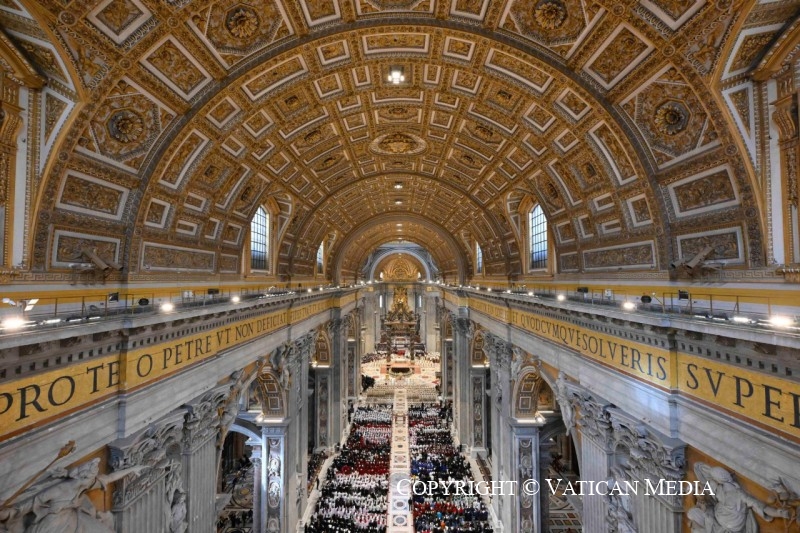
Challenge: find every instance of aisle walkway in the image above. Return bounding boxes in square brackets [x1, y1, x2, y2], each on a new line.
[388, 388, 413, 532]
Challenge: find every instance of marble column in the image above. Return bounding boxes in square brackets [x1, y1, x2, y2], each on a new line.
[512, 424, 541, 533]
[108, 411, 187, 533]
[440, 308, 453, 402]
[251, 440, 266, 533]
[424, 293, 437, 352]
[452, 316, 473, 447]
[261, 422, 288, 533]
[346, 328, 358, 401]
[315, 370, 330, 450]
[608, 408, 686, 533]
[483, 332, 513, 530]
[573, 391, 614, 533]
[327, 317, 347, 444]
[291, 334, 315, 527]
[470, 371, 487, 453]
[363, 290, 377, 352]
[181, 387, 229, 533]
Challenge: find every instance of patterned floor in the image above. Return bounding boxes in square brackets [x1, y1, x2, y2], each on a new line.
[548, 508, 583, 532]
[548, 491, 583, 531]
[388, 388, 413, 533]
[216, 467, 254, 532]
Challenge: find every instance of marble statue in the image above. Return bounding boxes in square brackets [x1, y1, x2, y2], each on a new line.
[555, 372, 575, 436]
[217, 369, 247, 447]
[688, 463, 790, 533]
[168, 492, 187, 533]
[607, 466, 636, 533]
[163, 460, 187, 533]
[510, 347, 524, 378]
[768, 477, 800, 527]
[0, 458, 146, 533]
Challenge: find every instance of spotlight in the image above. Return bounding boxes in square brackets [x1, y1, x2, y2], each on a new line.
[527, 291, 533, 296]
[1, 316, 27, 330]
[231, 296, 241, 303]
[81, 248, 110, 272]
[307, 288, 313, 293]
[768, 315, 793, 328]
[622, 302, 636, 311]
[732, 316, 752, 324]
[557, 294, 566, 302]
[160, 302, 175, 312]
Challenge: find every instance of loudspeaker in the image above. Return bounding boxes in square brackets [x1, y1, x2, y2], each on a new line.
[138, 298, 150, 306]
[207, 288, 220, 295]
[678, 290, 689, 300]
[640, 295, 652, 304]
[576, 287, 589, 293]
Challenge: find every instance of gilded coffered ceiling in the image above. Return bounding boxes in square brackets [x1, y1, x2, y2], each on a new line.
[3, 0, 798, 281]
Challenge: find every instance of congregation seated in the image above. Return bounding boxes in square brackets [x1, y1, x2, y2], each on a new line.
[408, 404, 493, 533]
[306, 404, 392, 533]
[361, 352, 385, 364]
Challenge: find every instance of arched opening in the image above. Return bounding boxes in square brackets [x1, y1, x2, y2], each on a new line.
[217, 428, 256, 532]
[514, 366, 582, 532]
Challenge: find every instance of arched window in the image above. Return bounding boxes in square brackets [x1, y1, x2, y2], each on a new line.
[528, 205, 548, 270]
[250, 206, 269, 271]
[316, 242, 324, 274]
[476, 243, 483, 274]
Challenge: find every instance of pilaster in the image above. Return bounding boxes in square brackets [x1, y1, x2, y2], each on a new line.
[573, 390, 615, 533]
[261, 422, 289, 533]
[511, 423, 541, 533]
[108, 411, 187, 533]
[452, 316, 473, 447]
[608, 408, 686, 533]
[181, 387, 228, 533]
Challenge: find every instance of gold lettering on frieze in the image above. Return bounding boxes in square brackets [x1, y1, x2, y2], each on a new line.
[0, 301, 334, 439]
[511, 309, 672, 386]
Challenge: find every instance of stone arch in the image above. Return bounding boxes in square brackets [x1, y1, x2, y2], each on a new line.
[313, 330, 331, 366]
[254, 371, 286, 420]
[513, 369, 556, 419]
[471, 327, 488, 366]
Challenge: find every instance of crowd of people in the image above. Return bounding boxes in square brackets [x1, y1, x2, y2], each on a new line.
[306, 451, 329, 492]
[361, 352, 386, 364]
[409, 403, 493, 533]
[216, 510, 252, 531]
[306, 405, 392, 533]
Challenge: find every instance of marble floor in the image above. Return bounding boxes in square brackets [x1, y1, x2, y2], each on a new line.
[217, 467, 254, 532]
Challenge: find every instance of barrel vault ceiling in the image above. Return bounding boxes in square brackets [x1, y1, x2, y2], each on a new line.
[4, 0, 798, 281]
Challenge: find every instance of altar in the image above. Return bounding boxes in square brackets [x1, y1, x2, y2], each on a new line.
[381, 361, 420, 376]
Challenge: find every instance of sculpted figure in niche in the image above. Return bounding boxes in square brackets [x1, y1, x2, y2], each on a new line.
[688, 463, 790, 533]
[555, 372, 575, 436]
[168, 492, 187, 533]
[0, 458, 146, 533]
[163, 460, 187, 533]
[607, 465, 636, 533]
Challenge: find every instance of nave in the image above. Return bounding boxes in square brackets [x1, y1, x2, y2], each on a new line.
[303, 345, 496, 533]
